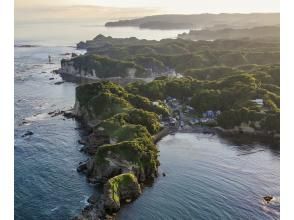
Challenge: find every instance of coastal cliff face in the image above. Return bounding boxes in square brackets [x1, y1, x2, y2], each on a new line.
[59, 55, 148, 81]
[74, 81, 168, 218]
[74, 173, 141, 220]
[59, 35, 280, 85]
[103, 173, 142, 213]
[59, 60, 98, 80]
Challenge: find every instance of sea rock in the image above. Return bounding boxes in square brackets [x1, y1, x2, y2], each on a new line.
[63, 111, 75, 118]
[87, 177, 100, 185]
[103, 173, 141, 214]
[73, 200, 105, 220]
[54, 81, 64, 85]
[88, 194, 99, 204]
[21, 131, 34, 137]
[48, 110, 63, 117]
[78, 140, 87, 145]
[263, 196, 273, 203]
[49, 77, 54, 80]
[20, 120, 30, 126]
[77, 162, 87, 173]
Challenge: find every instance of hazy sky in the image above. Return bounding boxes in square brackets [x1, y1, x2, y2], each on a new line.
[15, 0, 279, 24]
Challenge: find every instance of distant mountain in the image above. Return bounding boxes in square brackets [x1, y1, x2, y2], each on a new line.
[178, 26, 280, 41]
[105, 13, 280, 30]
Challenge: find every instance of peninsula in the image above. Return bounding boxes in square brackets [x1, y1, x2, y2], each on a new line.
[57, 32, 280, 219]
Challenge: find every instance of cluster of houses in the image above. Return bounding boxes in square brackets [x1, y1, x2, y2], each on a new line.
[189, 110, 221, 125]
[163, 96, 221, 127]
[160, 96, 265, 128]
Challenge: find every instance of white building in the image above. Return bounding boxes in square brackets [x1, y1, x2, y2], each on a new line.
[251, 99, 264, 106]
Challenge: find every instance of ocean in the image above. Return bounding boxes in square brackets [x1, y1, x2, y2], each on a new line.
[15, 23, 279, 220]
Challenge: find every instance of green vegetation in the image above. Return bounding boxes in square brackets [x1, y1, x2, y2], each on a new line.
[95, 138, 158, 175]
[127, 94, 169, 117]
[74, 36, 279, 203]
[76, 81, 163, 181]
[217, 108, 280, 133]
[76, 81, 169, 122]
[73, 29, 280, 216]
[106, 173, 140, 206]
[104, 13, 279, 30]
[71, 36, 279, 79]
[63, 54, 147, 78]
[179, 26, 279, 42]
[125, 63, 280, 133]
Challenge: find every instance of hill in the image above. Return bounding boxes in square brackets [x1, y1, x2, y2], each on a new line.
[105, 13, 279, 30]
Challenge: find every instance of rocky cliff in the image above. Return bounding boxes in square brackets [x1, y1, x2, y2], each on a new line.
[73, 81, 169, 219]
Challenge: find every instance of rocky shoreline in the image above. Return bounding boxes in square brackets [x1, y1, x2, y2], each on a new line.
[72, 116, 173, 220]
[65, 81, 171, 219]
[73, 124, 174, 220]
[68, 103, 278, 220]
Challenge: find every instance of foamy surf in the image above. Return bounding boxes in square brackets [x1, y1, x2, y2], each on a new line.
[50, 207, 59, 212]
[24, 113, 50, 122]
[80, 195, 90, 206]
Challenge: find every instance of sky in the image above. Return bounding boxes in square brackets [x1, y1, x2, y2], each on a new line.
[15, 0, 280, 24]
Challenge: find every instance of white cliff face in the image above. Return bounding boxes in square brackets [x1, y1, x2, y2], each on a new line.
[59, 59, 170, 81]
[60, 61, 100, 80]
[61, 61, 78, 75]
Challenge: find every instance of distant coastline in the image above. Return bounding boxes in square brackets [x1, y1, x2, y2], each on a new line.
[105, 13, 279, 30]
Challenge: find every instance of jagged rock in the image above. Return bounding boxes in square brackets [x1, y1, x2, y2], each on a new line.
[78, 140, 86, 145]
[48, 110, 64, 117]
[88, 194, 99, 204]
[73, 200, 105, 220]
[60, 52, 71, 56]
[63, 111, 75, 118]
[54, 81, 64, 85]
[87, 133, 110, 147]
[263, 196, 273, 203]
[21, 131, 34, 137]
[20, 120, 29, 126]
[77, 162, 87, 173]
[87, 178, 98, 184]
[79, 146, 86, 152]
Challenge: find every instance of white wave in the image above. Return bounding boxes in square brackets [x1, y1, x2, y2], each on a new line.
[80, 195, 89, 205]
[24, 113, 50, 122]
[50, 206, 59, 212]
